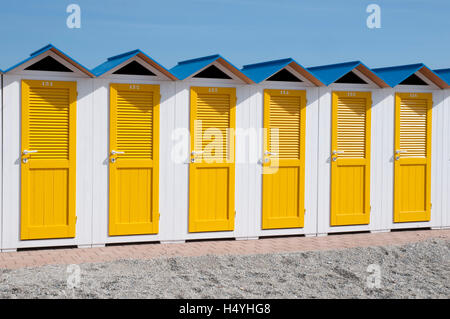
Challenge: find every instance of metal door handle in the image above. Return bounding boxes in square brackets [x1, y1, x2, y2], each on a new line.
[23, 150, 38, 155]
[264, 151, 278, 156]
[395, 150, 408, 154]
[111, 150, 125, 155]
[332, 150, 344, 155]
[191, 151, 204, 155]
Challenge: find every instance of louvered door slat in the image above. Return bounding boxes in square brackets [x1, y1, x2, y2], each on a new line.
[336, 97, 366, 158]
[399, 99, 427, 158]
[194, 93, 231, 161]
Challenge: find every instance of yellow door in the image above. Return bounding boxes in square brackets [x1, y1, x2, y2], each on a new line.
[189, 87, 236, 232]
[331, 91, 371, 226]
[21, 80, 77, 240]
[109, 83, 160, 236]
[262, 89, 306, 229]
[394, 93, 432, 222]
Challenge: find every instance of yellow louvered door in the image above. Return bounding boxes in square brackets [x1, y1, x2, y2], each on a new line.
[262, 89, 306, 229]
[331, 91, 371, 226]
[109, 83, 159, 236]
[20, 80, 77, 240]
[394, 93, 432, 222]
[189, 87, 236, 232]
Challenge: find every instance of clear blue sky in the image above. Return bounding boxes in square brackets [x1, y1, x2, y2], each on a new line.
[0, 0, 449, 71]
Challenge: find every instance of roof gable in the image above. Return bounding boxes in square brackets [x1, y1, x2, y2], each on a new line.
[373, 64, 448, 88]
[92, 49, 176, 80]
[241, 58, 323, 86]
[170, 55, 253, 83]
[307, 61, 388, 87]
[4, 44, 94, 77]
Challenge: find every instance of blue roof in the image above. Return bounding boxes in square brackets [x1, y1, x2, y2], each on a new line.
[170, 54, 253, 83]
[372, 63, 425, 87]
[433, 68, 450, 86]
[307, 61, 363, 86]
[92, 49, 176, 79]
[373, 63, 448, 88]
[4, 44, 94, 77]
[241, 58, 323, 85]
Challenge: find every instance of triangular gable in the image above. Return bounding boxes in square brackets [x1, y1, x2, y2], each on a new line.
[373, 64, 448, 89]
[170, 55, 253, 83]
[193, 65, 232, 79]
[112, 61, 155, 76]
[241, 58, 323, 86]
[25, 56, 73, 72]
[307, 61, 389, 88]
[4, 44, 94, 77]
[92, 49, 176, 80]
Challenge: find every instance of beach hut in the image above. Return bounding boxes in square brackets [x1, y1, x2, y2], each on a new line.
[90, 49, 177, 246]
[371, 64, 448, 232]
[308, 61, 390, 236]
[240, 58, 324, 238]
[1, 44, 94, 251]
[168, 55, 254, 242]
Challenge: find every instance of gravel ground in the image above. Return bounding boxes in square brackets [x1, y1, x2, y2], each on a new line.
[0, 238, 449, 299]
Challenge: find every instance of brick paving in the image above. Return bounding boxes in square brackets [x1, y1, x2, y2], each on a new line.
[0, 229, 448, 269]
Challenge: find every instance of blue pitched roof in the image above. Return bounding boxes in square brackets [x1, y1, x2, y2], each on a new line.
[241, 58, 324, 86]
[170, 54, 253, 83]
[4, 44, 94, 77]
[373, 63, 448, 88]
[433, 68, 450, 86]
[307, 61, 386, 87]
[92, 49, 176, 80]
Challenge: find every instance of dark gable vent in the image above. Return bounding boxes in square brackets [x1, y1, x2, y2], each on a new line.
[25, 56, 73, 72]
[112, 61, 155, 76]
[399, 73, 428, 86]
[194, 65, 232, 79]
[266, 68, 302, 82]
[335, 71, 367, 84]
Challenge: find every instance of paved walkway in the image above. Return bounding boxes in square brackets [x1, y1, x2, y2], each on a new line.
[0, 229, 449, 269]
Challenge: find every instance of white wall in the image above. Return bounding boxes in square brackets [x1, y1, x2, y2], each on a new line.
[378, 86, 444, 231]
[1, 72, 94, 250]
[91, 75, 176, 245]
[244, 82, 319, 238]
[316, 84, 387, 234]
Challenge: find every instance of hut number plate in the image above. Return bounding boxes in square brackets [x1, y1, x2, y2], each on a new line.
[347, 92, 357, 97]
[41, 81, 53, 87]
[280, 90, 289, 95]
[129, 84, 140, 90]
[208, 88, 218, 93]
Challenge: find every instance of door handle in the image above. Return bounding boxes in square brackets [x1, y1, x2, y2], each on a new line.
[191, 151, 204, 155]
[264, 151, 278, 156]
[332, 150, 344, 155]
[22, 150, 38, 163]
[23, 150, 38, 155]
[395, 150, 407, 154]
[111, 150, 125, 155]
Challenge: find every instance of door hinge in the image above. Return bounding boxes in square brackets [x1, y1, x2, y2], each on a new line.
[304, 209, 306, 215]
[75, 216, 78, 223]
[159, 213, 160, 220]
[235, 210, 237, 217]
[430, 203, 432, 209]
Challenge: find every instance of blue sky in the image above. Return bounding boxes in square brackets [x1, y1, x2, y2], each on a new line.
[0, 0, 449, 71]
